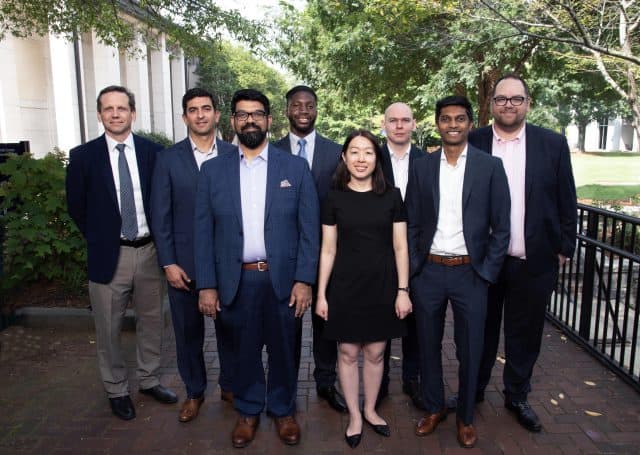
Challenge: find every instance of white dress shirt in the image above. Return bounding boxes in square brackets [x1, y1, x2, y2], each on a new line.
[288, 130, 316, 169]
[190, 137, 217, 170]
[239, 144, 269, 262]
[388, 144, 411, 200]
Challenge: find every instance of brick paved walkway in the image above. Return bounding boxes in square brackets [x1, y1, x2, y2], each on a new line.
[1, 308, 639, 454]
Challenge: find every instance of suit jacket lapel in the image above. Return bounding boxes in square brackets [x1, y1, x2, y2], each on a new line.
[98, 135, 118, 209]
[225, 152, 243, 227]
[179, 138, 199, 172]
[311, 135, 323, 177]
[431, 149, 441, 215]
[524, 123, 534, 203]
[264, 147, 279, 223]
[133, 134, 149, 202]
[462, 147, 475, 208]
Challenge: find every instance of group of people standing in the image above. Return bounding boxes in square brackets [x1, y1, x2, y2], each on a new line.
[65, 74, 577, 450]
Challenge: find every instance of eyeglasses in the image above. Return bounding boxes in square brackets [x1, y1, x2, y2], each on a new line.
[492, 96, 527, 106]
[233, 110, 267, 121]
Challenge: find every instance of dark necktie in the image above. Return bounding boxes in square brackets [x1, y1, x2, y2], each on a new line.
[298, 138, 308, 165]
[116, 143, 138, 240]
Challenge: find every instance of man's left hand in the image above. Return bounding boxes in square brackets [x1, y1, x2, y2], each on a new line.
[289, 282, 312, 318]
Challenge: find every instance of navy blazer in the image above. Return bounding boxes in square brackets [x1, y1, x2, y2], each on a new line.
[66, 133, 163, 284]
[194, 146, 320, 306]
[468, 124, 577, 274]
[405, 145, 511, 283]
[150, 137, 236, 278]
[380, 143, 425, 187]
[273, 132, 341, 202]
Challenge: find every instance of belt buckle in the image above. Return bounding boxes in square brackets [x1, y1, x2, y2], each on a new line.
[257, 261, 267, 272]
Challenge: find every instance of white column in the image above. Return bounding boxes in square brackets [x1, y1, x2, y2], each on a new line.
[122, 39, 152, 132]
[0, 36, 19, 144]
[170, 51, 187, 141]
[148, 33, 174, 139]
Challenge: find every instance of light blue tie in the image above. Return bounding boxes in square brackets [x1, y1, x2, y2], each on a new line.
[116, 143, 138, 240]
[298, 138, 308, 165]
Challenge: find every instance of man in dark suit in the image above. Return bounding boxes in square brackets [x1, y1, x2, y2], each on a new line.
[195, 89, 319, 448]
[406, 96, 510, 448]
[151, 87, 236, 423]
[273, 85, 345, 413]
[66, 85, 177, 421]
[463, 74, 577, 432]
[379, 102, 424, 409]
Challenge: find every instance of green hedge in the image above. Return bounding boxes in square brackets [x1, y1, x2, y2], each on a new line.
[0, 150, 86, 295]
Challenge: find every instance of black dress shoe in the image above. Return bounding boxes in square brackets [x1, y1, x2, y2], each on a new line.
[363, 415, 390, 437]
[345, 431, 362, 448]
[317, 385, 347, 413]
[109, 395, 136, 420]
[402, 380, 425, 410]
[446, 391, 485, 411]
[139, 385, 178, 404]
[505, 400, 542, 432]
[375, 384, 389, 408]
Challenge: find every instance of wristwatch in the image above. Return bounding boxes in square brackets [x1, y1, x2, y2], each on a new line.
[398, 287, 410, 293]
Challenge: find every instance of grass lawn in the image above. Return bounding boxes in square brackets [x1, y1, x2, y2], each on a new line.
[571, 152, 640, 201]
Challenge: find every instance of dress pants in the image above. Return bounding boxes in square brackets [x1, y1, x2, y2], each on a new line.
[88, 242, 164, 398]
[477, 256, 558, 402]
[382, 312, 420, 388]
[412, 262, 487, 425]
[167, 286, 233, 399]
[295, 287, 338, 388]
[224, 269, 298, 417]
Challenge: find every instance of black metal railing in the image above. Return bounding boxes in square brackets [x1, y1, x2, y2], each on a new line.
[549, 203, 640, 391]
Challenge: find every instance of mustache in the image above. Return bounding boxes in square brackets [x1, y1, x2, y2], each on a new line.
[241, 122, 259, 131]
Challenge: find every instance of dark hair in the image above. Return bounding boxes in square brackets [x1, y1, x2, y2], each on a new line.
[333, 129, 388, 195]
[182, 87, 217, 114]
[231, 89, 270, 115]
[285, 85, 317, 105]
[97, 85, 135, 112]
[492, 73, 530, 97]
[435, 95, 473, 123]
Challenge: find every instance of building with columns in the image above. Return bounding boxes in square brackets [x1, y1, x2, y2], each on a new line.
[0, 10, 191, 158]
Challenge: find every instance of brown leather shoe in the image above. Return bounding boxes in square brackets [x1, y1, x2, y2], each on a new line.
[232, 416, 259, 448]
[178, 397, 204, 423]
[456, 419, 477, 448]
[274, 415, 301, 445]
[220, 389, 234, 403]
[415, 409, 447, 436]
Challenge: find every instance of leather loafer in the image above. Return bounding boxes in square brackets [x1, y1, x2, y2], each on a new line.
[345, 431, 362, 448]
[317, 385, 347, 413]
[109, 395, 135, 420]
[220, 389, 234, 403]
[139, 384, 178, 404]
[415, 409, 447, 436]
[456, 419, 477, 448]
[446, 391, 485, 411]
[178, 396, 204, 423]
[232, 415, 259, 448]
[505, 400, 542, 432]
[363, 415, 390, 437]
[274, 415, 301, 445]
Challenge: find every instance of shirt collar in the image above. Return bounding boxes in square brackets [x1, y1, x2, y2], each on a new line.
[239, 143, 269, 162]
[388, 143, 411, 161]
[439, 145, 468, 163]
[289, 130, 316, 149]
[105, 132, 134, 153]
[492, 123, 526, 143]
[189, 136, 216, 155]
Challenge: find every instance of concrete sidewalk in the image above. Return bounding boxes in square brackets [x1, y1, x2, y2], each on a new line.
[1, 309, 639, 454]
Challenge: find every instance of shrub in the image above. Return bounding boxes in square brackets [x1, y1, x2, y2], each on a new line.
[0, 150, 87, 295]
[134, 130, 174, 148]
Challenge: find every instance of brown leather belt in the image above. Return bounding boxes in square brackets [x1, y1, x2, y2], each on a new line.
[242, 261, 269, 271]
[427, 254, 471, 266]
[120, 236, 153, 248]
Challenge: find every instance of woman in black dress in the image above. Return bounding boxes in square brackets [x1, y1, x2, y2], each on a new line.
[316, 129, 412, 448]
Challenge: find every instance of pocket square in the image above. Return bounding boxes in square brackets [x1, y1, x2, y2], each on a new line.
[280, 179, 292, 188]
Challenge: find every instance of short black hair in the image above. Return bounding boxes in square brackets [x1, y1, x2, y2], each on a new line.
[333, 129, 389, 195]
[182, 87, 217, 114]
[435, 95, 473, 123]
[285, 85, 317, 105]
[492, 73, 530, 97]
[230, 89, 270, 115]
[97, 85, 135, 112]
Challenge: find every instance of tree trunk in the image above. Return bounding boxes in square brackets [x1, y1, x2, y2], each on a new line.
[477, 69, 499, 127]
[577, 121, 587, 152]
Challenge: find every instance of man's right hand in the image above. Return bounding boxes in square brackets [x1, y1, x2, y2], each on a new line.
[199, 289, 220, 319]
[164, 264, 191, 291]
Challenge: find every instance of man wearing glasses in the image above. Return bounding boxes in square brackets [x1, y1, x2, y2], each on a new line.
[194, 89, 319, 448]
[448, 74, 577, 432]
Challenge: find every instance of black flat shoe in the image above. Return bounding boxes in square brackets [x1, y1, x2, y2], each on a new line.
[109, 395, 135, 420]
[345, 431, 362, 448]
[363, 415, 390, 437]
[139, 384, 178, 404]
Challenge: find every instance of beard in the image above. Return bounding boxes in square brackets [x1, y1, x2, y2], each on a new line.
[236, 123, 268, 149]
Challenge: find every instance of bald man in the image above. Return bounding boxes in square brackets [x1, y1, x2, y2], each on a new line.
[379, 102, 425, 409]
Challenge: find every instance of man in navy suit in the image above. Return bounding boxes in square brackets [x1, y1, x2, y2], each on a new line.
[273, 85, 345, 413]
[406, 96, 510, 448]
[66, 85, 177, 421]
[462, 74, 577, 432]
[151, 88, 236, 423]
[379, 102, 424, 409]
[195, 89, 319, 448]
